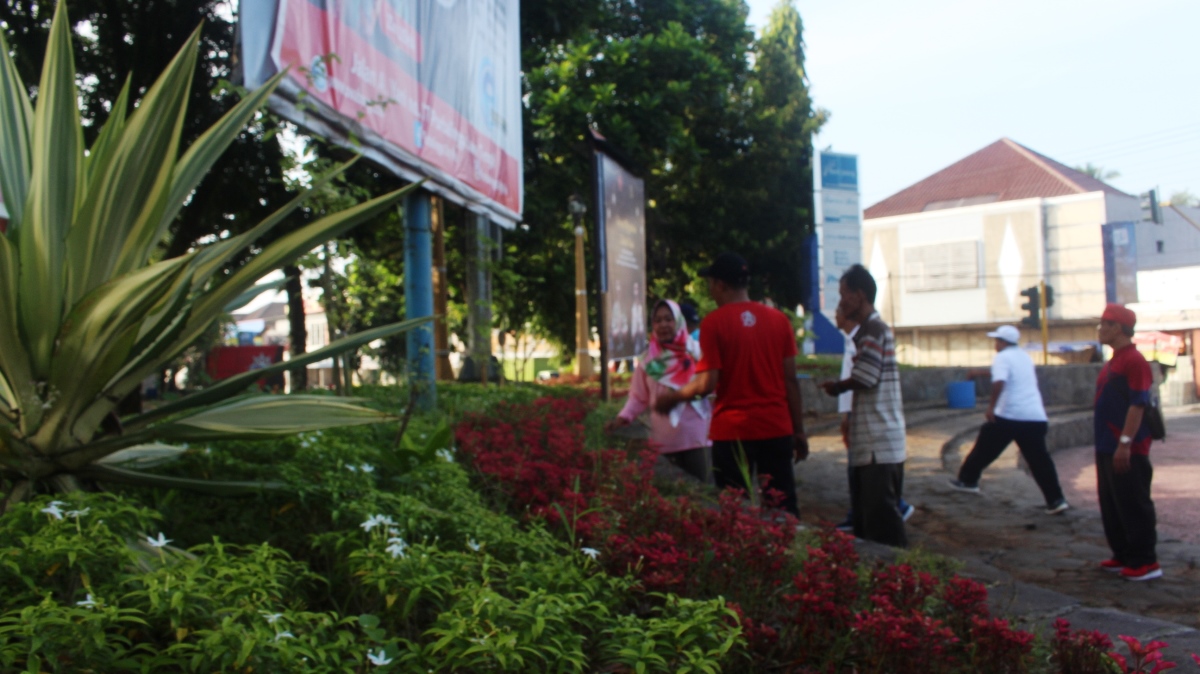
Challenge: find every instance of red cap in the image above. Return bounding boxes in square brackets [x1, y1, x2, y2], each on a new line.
[1101, 303, 1136, 329]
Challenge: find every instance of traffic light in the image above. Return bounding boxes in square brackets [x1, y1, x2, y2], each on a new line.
[1043, 284, 1054, 310]
[1144, 189, 1164, 224]
[1020, 286, 1040, 329]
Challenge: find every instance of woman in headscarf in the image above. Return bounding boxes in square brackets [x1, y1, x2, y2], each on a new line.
[605, 299, 712, 481]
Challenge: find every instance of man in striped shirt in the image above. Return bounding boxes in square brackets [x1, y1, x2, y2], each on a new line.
[821, 264, 908, 547]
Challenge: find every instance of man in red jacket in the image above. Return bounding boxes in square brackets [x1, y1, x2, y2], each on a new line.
[655, 252, 808, 516]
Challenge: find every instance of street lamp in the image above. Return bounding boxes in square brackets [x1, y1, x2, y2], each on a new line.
[568, 194, 594, 378]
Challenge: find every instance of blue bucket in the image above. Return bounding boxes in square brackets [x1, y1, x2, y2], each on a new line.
[946, 381, 976, 409]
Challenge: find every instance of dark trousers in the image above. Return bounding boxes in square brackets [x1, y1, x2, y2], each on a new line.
[1096, 452, 1157, 567]
[665, 446, 710, 483]
[958, 418, 1065, 506]
[712, 437, 798, 516]
[850, 460, 907, 548]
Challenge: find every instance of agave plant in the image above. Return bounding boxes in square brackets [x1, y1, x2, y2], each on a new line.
[0, 4, 428, 504]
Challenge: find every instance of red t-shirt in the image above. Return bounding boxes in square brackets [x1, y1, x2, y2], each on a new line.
[697, 302, 797, 441]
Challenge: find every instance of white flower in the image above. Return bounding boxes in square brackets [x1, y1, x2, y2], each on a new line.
[359, 463, 375, 473]
[435, 448, 454, 463]
[40, 504, 64, 520]
[146, 532, 172, 548]
[65, 508, 90, 518]
[48, 500, 67, 508]
[360, 514, 396, 532]
[273, 631, 294, 642]
[581, 547, 600, 560]
[76, 593, 98, 609]
[386, 537, 408, 559]
[467, 538, 481, 552]
[367, 649, 394, 666]
[347, 464, 358, 473]
[262, 612, 284, 624]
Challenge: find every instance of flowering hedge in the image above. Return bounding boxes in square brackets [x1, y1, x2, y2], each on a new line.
[455, 395, 1185, 674]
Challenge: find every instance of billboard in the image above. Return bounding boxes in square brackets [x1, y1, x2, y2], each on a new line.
[1102, 221, 1138, 304]
[818, 152, 861, 313]
[595, 151, 647, 361]
[240, 0, 522, 226]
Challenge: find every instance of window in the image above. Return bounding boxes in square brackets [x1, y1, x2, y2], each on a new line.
[1156, 240, 1164, 253]
[903, 241, 981, 292]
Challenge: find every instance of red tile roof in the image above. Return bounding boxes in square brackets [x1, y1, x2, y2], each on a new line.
[864, 138, 1130, 220]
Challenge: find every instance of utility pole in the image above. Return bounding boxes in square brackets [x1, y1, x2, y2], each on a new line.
[569, 195, 594, 378]
[1039, 279, 1049, 365]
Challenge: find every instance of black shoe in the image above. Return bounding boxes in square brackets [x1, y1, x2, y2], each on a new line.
[948, 479, 980, 494]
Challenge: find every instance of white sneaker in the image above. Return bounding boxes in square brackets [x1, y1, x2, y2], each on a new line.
[1045, 500, 1070, 515]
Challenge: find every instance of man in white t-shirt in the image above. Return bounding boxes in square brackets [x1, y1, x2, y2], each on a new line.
[948, 325, 1069, 514]
[835, 307, 913, 532]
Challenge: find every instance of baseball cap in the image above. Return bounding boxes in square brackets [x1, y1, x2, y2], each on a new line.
[986, 325, 1021, 344]
[1101, 303, 1136, 329]
[678, 302, 701, 325]
[698, 252, 749, 285]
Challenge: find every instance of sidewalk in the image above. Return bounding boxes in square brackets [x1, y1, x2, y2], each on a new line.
[795, 406, 1200, 665]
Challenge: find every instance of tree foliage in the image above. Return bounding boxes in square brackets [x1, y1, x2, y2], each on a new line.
[504, 0, 824, 350]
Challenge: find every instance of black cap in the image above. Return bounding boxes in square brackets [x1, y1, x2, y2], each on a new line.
[678, 302, 701, 325]
[698, 252, 749, 285]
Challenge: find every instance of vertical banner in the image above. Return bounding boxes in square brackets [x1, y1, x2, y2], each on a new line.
[240, 0, 522, 225]
[818, 152, 862, 314]
[1101, 221, 1138, 304]
[595, 151, 647, 362]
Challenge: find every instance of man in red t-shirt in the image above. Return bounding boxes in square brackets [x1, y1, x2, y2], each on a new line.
[654, 252, 808, 515]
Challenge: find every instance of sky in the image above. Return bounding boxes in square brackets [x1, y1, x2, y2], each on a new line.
[744, 0, 1200, 209]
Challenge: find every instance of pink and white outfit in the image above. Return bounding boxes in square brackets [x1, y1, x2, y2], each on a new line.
[617, 300, 711, 454]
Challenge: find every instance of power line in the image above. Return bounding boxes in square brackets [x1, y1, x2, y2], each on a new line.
[1081, 131, 1200, 163]
[1058, 122, 1200, 157]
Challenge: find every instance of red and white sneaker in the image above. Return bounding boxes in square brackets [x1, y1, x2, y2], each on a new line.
[1098, 559, 1124, 572]
[1120, 563, 1163, 581]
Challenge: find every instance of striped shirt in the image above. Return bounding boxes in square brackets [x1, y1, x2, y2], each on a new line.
[847, 312, 906, 467]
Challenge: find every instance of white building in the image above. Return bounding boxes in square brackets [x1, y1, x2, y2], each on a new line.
[862, 138, 1144, 366]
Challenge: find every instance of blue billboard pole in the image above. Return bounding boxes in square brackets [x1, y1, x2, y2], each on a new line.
[405, 191, 436, 410]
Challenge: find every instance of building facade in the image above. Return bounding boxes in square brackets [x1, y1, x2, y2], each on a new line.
[862, 138, 1143, 366]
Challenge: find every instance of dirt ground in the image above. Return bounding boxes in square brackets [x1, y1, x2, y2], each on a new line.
[794, 408, 1200, 628]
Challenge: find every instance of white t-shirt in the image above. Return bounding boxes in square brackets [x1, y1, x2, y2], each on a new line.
[838, 325, 858, 414]
[991, 346, 1048, 422]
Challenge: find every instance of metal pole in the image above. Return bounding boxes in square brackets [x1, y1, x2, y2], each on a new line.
[573, 222, 594, 378]
[1039, 279, 1049, 366]
[405, 191, 436, 411]
[465, 212, 494, 385]
[431, 196, 454, 382]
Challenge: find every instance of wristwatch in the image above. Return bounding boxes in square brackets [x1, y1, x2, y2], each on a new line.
[1119, 435, 1132, 445]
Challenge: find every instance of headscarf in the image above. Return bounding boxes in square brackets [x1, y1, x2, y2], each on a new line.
[643, 299, 708, 425]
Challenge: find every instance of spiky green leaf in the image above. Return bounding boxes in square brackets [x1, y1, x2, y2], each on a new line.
[66, 25, 199, 303]
[156, 70, 288, 239]
[153, 395, 397, 440]
[122, 316, 432, 430]
[0, 29, 33, 231]
[20, 1, 84, 377]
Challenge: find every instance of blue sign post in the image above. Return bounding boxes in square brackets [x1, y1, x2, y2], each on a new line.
[405, 192, 436, 410]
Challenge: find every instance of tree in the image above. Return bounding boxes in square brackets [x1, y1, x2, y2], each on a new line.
[506, 0, 824, 351]
[1169, 189, 1198, 207]
[1074, 162, 1120, 182]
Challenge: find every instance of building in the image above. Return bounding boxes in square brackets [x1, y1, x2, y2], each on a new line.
[862, 138, 1143, 366]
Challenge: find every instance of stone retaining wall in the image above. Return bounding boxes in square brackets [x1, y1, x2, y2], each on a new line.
[800, 363, 1104, 415]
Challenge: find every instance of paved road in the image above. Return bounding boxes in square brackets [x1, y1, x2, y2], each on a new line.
[794, 407, 1200, 628]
